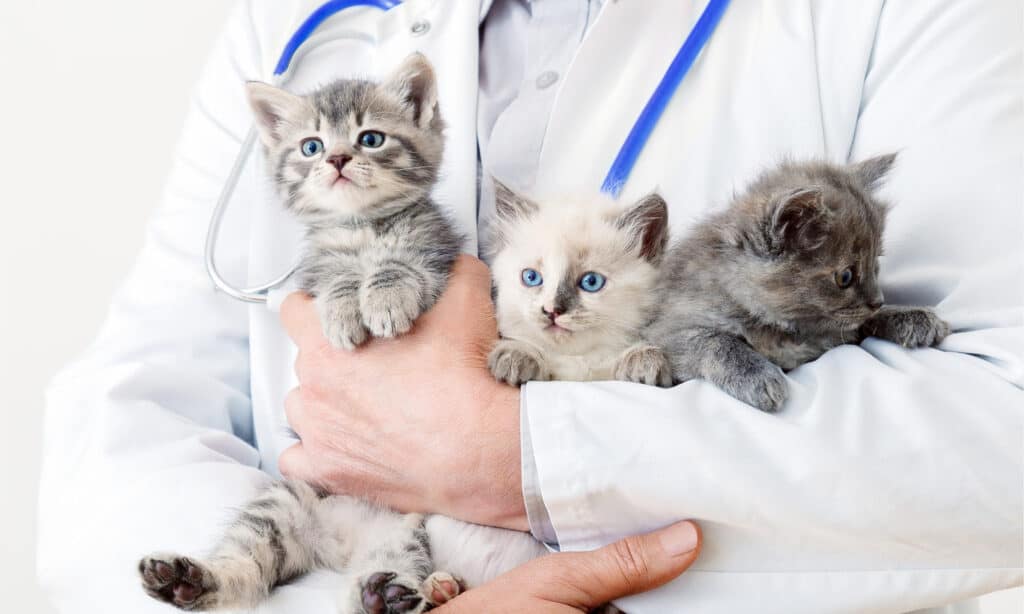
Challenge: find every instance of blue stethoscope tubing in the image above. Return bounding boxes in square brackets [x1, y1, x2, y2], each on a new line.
[205, 0, 730, 303]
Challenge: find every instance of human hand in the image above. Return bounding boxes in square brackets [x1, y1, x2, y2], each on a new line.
[435, 520, 702, 613]
[279, 255, 528, 530]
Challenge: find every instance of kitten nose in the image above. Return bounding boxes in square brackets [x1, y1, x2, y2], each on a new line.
[542, 306, 563, 321]
[868, 294, 885, 311]
[326, 154, 352, 172]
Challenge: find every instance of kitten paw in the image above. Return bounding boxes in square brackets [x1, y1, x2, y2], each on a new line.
[318, 297, 369, 350]
[861, 307, 950, 348]
[421, 571, 464, 606]
[360, 572, 426, 614]
[719, 361, 789, 413]
[614, 344, 673, 387]
[488, 340, 549, 386]
[139, 554, 218, 611]
[360, 283, 422, 339]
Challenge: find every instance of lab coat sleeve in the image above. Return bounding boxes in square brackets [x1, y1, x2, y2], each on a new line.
[36, 2, 295, 612]
[521, 2, 1024, 613]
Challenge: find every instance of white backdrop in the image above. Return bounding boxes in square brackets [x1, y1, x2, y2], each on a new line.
[0, 1, 1019, 613]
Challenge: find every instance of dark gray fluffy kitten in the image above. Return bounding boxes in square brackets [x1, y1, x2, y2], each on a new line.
[248, 52, 462, 349]
[648, 155, 950, 412]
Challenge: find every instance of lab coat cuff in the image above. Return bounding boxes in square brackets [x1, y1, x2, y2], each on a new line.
[520, 385, 559, 547]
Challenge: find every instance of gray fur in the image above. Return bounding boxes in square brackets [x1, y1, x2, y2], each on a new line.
[649, 155, 950, 412]
[247, 52, 462, 349]
[140, 55, 466, 613]
[140, 481, 457, 612]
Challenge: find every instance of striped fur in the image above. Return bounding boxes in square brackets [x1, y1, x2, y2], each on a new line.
[248, 52, 462, 349]
[139, 481, 455, 612]
[140, 55, 465, 613]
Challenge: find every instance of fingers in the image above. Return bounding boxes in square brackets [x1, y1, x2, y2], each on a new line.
[536, 520, 702, 608]
[420, 255, 497, 340]
[278, 442, 319, 487]
[280, 292, 321, 347]
[283, 387, 307, 439]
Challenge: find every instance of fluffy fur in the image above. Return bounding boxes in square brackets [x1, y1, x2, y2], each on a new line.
[248, 52, 462, 349]
[648, 154, 950, 412]
[139, 55, 484, 614]
[486, 183, 672, 386]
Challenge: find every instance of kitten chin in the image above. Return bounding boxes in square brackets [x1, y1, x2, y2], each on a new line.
[485, 184, 672, 386]
[651, 154, 950, 412]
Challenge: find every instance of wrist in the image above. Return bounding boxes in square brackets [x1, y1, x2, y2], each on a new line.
[484, 382, 529, 531]
[442, 379, 528, 531]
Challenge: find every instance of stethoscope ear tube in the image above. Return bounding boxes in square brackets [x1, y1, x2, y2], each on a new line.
[204, 126, 297, 304]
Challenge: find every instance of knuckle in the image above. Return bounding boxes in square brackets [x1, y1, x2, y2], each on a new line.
[611, 539, 650, 586]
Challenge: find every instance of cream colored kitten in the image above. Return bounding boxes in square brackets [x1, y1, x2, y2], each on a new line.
[486, 182, 673, 386]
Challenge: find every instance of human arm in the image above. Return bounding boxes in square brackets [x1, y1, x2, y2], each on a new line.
[518, 1, 1024, 611]
[279, 1, 1023, 612]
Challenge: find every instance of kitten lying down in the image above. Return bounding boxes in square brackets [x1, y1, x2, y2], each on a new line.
[649, 154, 951, 412]
[487, 182, 674, 388]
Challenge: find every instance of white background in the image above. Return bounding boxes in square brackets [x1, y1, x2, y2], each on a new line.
[0, 1, 1019, 613]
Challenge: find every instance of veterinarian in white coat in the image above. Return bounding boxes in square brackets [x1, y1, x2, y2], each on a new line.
[38, 1, 1023, 612]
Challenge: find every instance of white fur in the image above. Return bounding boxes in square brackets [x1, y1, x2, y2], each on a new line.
[490, 194, 662, 380]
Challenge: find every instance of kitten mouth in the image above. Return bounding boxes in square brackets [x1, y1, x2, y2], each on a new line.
[544, 323, 573, 334]
[332, 174, 352, 187]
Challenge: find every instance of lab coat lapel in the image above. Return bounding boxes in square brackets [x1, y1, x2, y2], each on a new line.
[535, 0, 835, 229]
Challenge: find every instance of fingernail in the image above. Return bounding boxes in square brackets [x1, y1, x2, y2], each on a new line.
[659, 520, 699, 557]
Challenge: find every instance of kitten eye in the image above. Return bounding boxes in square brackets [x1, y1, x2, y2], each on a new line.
[358, 131, 386, 148]
[579, 272, 606, 293]
[300, 138, 324, 157]
[521, 268, 543, 287]
[834, 267, 856, 288]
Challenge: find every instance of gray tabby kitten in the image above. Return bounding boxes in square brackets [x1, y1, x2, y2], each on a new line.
[258, 52, 460, 349]
[139, 54, 467, 613]
[648, 154, 950, 412]
[486, 183, 673, 387]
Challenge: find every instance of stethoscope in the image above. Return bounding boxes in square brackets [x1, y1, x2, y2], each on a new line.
[205, 0, 730, 304]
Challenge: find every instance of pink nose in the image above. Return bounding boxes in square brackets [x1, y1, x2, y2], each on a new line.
[327, 154, 351, 172]
[541, 306, 563, 321]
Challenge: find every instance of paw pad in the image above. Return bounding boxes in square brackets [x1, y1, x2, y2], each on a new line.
[361, 572, 424, 614]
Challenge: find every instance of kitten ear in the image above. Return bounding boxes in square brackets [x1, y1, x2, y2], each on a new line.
[617, 193, 670, 263]
[768, 187, 830, 254]
[246, 82, 310, 147]
[383, 52, 440, 129]
[493, 178, 539, 220]
[851, 153, 897, 191]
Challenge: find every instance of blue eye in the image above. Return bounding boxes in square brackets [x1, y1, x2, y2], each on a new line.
[835, 267, 856, 288]
[301, 138, 323, 157]
[521, 268, 543, 287]
[358, 131, 385, 148]
[579, 272, 606, 292]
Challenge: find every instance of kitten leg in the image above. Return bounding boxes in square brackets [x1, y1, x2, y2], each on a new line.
[359, 257, 435, 338]
[614, 343, 673, 387]
[139, 480, 325, 611]
[488, 338, 551, 386]
[317, 271, 370, 350]
[860, 306, 951, 348]
[668, 328, 788, 412]
[338, 513, 461, 614]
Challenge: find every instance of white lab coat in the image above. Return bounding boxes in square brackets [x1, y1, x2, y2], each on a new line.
[37, 1, 1023, 613]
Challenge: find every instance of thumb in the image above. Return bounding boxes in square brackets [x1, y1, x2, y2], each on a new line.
[537, 520, 702, 609]
[278, 444, 323, 490]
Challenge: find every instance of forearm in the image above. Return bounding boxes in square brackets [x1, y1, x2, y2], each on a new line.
[520, 333, 1024, 612]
